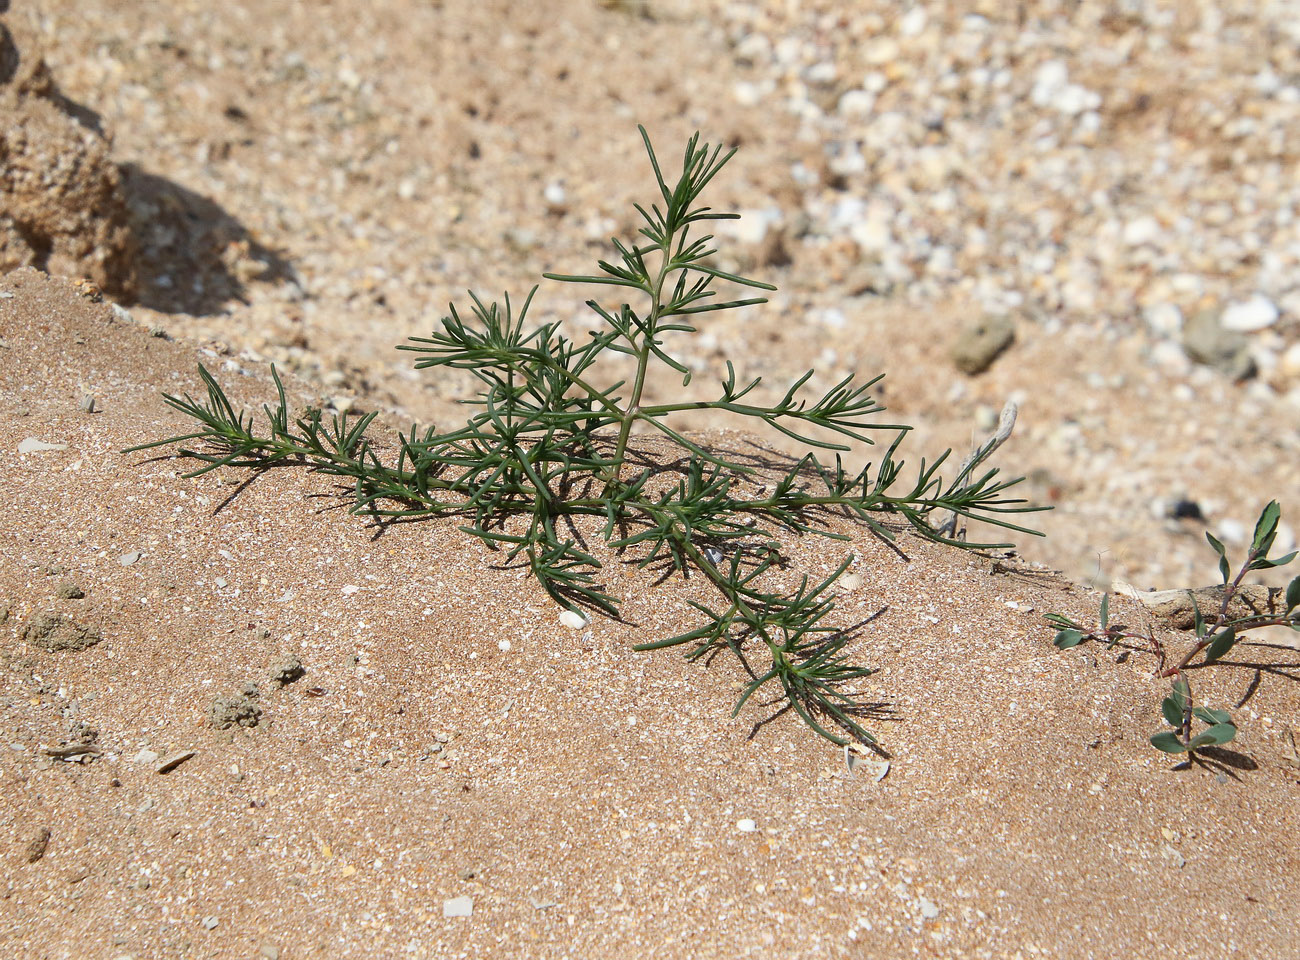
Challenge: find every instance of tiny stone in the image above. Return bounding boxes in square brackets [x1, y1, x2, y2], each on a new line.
[1160, 844, 1186, 869]
[952, 314, 1015, 375]
[18, 437, 68, 454]
[118, 551, 143, 566]
[443, 895, 474, 918]
[79, 395, 97, 414]
[559, 610, 589, 630]
[1217, 518, 1247, 545]
[259, 947, 281, 960]
[736, 818, 757, 832]
[1221, 294, 1279, 332]
[132, 748, 160, 765]
[919, 898, 940, 920]
[24, 826, 52, 863]
[155, 749, 197, 774]
[201, 916, 219, 930]
[1182, 311, 1255, 379]
[1144, 302, 1184, 338]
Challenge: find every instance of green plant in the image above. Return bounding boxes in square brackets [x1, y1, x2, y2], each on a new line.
[1046, 501, 1300, 758]
[128, 128, 1043, 747]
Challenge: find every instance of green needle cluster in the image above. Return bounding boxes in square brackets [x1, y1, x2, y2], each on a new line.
[129, 128, 1044, 747]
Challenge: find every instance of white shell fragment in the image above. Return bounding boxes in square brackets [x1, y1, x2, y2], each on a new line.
[558, 610, 589, 630]
[837, 572, 863, 591]
[19, 438, 68, 454]
[845, 745, 890, 782]
[443, 896, 474, 918]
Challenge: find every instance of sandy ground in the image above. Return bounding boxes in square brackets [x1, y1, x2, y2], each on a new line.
[2, 272, 1299, 959]
[3, 1, 1300, 957]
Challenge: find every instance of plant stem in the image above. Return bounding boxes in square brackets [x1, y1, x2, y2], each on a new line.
[608, 246, 674, 488]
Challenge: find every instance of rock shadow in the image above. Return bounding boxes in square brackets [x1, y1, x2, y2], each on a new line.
[120, 164, 298, 315]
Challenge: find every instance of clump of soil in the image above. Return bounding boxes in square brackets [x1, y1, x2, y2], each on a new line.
[18, 611, 101, 652]
[267, 653, 305, 687]
[208, 684, 263, 729]
[0, 16, 137, 299]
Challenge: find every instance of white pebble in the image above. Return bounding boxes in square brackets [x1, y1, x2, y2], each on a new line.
[1150, 340, 1191, 376]
[1279, 341, 1300, 378]
[899, 7, 927, 36]
[732, 81, 763, 108]
[736, 818, 757, 833]
[18, 438, 68, 454]
[1143, 302, 1183, 337]
[1123, 216, 1161, 247]
[442, 896, 474, 918]
[559, 610, 589, 630]
[1221, 294, 1279, 331]
[498, 639, 511, 652]
[1217, 518, 1247, 545]
[837, 89, 875, 117]
[543, 182, 566, 208]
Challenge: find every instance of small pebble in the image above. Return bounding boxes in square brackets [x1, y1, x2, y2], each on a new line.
[18, 437, 68, 454]
[24, 826, 51, 863]
[559, 610, 589, 630]
[952, 314, 1015, 375]
[201, 916, 219, 930]
[1221, 294, 1279, 332]
[155, 749, 196, 774]
[736, 818, 757, 832]
[118, 551, 143, 566]
[443, 895, 474, 918]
